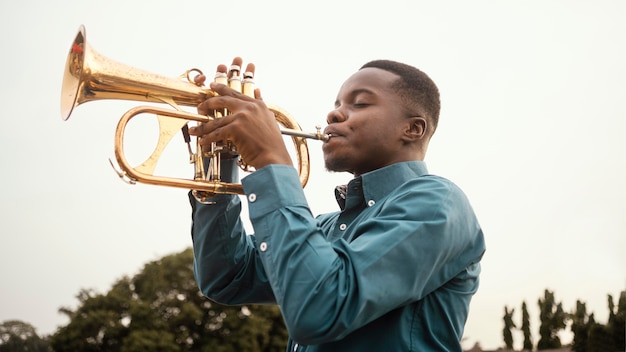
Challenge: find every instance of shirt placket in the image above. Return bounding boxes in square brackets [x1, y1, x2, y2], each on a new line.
[331, 179, 366, 240]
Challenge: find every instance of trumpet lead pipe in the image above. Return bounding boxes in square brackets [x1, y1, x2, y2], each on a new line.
[280, 127, 330, 142]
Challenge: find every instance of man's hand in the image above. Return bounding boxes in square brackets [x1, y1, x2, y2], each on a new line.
[189, 58, 293, 170]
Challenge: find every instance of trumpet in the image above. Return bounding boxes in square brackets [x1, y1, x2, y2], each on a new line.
[60, 25, 328, 199]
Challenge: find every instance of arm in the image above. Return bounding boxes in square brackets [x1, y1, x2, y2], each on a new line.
[190, 158, 275, 305]
[243, 165, 485, 344]
[188, 61, 289, 305]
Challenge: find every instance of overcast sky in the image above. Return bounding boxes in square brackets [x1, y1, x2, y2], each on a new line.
[0, 0, 624, 350]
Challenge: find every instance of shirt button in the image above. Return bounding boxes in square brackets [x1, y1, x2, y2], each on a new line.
[248, 193, 257, 202]
[259, 242, 268, 252]
[367, 200, 375, 207]
[293, 343, 299, 351]
[339, 223, 347, 231]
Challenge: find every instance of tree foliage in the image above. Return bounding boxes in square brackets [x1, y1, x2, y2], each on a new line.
[503, 289, 625, 352]
[502, 306, 516, 349]
[520, 301, 532, 351]
[608, 291, 625, 350]
[48, 248, 288, 352]
[0, 320, 50, 352]
[537, 289, 568, 350]
[572, 291, 626, 352]
[570, 300, 589, 352]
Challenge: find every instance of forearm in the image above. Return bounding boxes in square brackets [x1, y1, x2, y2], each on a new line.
[190, 158, 275, 304]
[242, 165, 347, 341]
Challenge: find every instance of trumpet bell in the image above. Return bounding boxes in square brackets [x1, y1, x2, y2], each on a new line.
[60, 25, 86, 120]
[61, 25, 211, 121]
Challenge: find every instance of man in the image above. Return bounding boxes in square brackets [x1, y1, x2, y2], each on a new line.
[188, 58, 485, 351]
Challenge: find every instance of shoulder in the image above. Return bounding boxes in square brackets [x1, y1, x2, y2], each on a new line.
[382, 174, 477, 222]
[397, 173, 468, 203]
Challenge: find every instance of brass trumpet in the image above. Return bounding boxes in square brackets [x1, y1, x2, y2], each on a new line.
[61, 25, 328, 198]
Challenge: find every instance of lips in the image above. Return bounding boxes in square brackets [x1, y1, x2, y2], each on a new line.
[323, 128, 343, 140]
[322, 129, 343, 152]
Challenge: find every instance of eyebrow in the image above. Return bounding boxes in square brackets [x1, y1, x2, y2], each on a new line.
[334, 88, 376, 108]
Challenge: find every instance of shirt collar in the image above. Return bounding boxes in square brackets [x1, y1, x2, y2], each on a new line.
[334, 161, 429, 209]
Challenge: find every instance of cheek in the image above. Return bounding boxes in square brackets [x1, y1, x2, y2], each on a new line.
[353, 123, 387, 147]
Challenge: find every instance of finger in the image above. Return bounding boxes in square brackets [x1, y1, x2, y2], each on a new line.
[188, 117, 225, 137]
[193, 73, 206, 86]
[213, 64, 228, 85]
[208, 82, 253, 99]
[194, 117, 239, 149]
[228, 57, 243, 79]
[244, 62, 255, 76]
[254, 87, 263, 101]
[216, 64, 228, 74]
[197, 82, 249, 116]
[188, 121, 208, 136]
[242, 63, 255, 97]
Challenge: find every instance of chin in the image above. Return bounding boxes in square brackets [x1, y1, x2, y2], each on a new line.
[324, 157, 352, 174]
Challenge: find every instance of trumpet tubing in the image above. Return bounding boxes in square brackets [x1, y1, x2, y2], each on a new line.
[61, 25, 327, 197]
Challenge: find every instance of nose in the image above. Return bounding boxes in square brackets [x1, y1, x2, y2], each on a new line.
[326, 108, 346, 124]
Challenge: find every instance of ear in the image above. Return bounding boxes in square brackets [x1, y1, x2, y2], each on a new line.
[402, 116, 427, 142]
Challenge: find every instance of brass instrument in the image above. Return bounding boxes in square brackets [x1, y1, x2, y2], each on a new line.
[61, 25, 328, 199]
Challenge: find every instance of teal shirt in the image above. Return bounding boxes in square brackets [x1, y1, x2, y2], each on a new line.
[190, 161, 485, 351]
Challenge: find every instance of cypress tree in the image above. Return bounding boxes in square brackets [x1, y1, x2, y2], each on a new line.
[520, 301, 533, 351]
[503, 306, 516, 349]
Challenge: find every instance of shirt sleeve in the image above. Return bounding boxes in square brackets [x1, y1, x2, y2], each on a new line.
[190, 158, 276, 305]
[242, 164, 485, 345]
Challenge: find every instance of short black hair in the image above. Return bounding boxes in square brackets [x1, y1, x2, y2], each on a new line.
[360, 60, 440, 135]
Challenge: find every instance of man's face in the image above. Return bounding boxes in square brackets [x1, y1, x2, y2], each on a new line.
[322, 68, 415, 176]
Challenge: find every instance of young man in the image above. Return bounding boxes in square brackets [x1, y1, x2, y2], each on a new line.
[188, 59, 485, 351]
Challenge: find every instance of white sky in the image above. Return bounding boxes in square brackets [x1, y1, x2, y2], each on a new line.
[1, 0, 624, 350]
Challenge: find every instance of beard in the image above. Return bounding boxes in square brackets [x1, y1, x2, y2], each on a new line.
[323, 153, 352, 174]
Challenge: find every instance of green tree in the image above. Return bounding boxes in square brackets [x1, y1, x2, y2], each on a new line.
[606, 291, 625, 351]
[502, 306, 516, 349]
[537, 289, 568, 350]
[586, 319, 612, 352]
[570, 300, 589, 352]
[520, 301, 533, 351]
[569, 291, 625, 352]
[0, 320, 51, 352]
[613, 291, 626, 350]
[49, 248, 288, 352]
